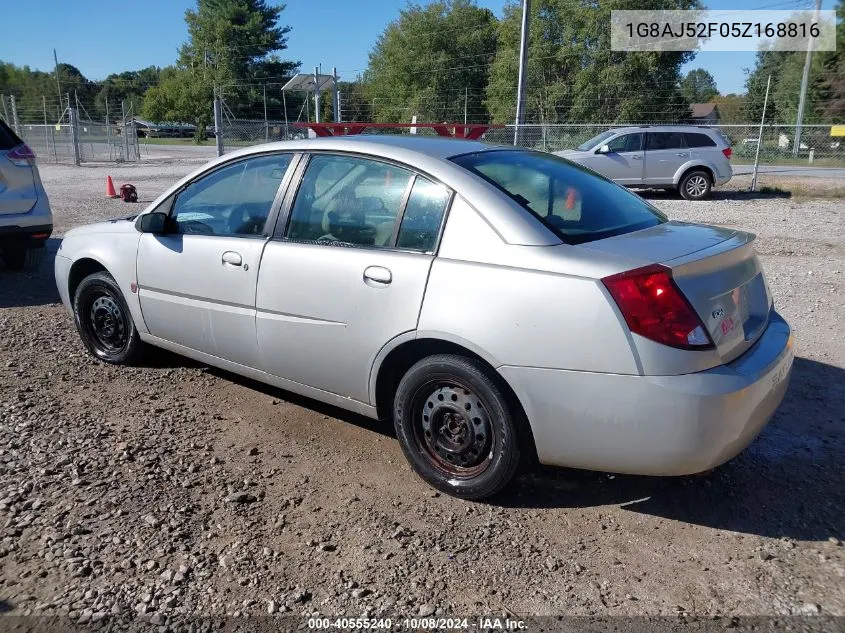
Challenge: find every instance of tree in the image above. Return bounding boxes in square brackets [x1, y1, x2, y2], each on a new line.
[363, 0, 498, 123]
[680, 69, 718, 104]
[143, 0, 298, 141]
[485, 0, 701, 126]
[709, 93, 745, 124]
[95, 67, 161, 120]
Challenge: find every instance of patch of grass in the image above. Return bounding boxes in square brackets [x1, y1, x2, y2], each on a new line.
[756, 184, 845, 199]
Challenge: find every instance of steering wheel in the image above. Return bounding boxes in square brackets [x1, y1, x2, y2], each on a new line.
[179, 219, 215, 235]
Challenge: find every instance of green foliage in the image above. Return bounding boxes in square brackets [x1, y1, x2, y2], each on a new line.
[143, 0, 298, 141]
[709, 93, 745, 124]
[680, 69, 718, 104]
[816, 0, 845, 122]
[363, 0, 498, 123]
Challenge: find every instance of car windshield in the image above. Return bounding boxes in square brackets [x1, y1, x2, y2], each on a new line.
[451, 150, 666, 245]
[576, 130, 616, 151]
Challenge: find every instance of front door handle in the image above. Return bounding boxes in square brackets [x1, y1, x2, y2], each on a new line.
[676, 152, 688, 157]
[631, 155, 642, 160]
[363, 265, 392, 286]
[222, 251, 243, 266]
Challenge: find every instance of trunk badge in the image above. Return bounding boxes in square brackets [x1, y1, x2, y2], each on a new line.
[711, 307, 725, 319]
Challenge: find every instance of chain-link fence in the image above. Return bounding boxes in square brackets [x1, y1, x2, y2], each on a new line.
[0, 93, 140, 164]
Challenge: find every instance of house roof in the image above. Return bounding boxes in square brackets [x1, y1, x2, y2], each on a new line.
[689, 103, 720, 119]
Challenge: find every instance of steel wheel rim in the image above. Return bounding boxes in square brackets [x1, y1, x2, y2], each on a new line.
[686, 176, 707, 197]
[411, 380, 494, 478]
[88, 293, 127, 353]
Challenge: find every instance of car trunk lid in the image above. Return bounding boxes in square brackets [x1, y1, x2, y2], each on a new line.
[583, 221, 772, 363]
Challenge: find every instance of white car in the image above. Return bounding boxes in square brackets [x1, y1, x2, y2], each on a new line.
[55, 136, 793, 499]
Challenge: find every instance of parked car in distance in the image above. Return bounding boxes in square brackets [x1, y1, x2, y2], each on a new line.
[555, 126, 732, 200]
[55, 136, 792, 500]
[0, 118, 52, 270]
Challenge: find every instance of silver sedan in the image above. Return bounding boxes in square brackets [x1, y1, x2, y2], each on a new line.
[54, 136, 794, 500]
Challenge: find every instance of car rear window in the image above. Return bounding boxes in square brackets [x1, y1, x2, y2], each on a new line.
[451, 150, 666, 245]
[684, 132, 717, 148]
[0, 119, 23, 150]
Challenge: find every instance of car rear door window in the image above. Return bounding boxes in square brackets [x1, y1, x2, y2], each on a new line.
[452, 150, 665, 245]
[607, 133, 643, 153]
[683, 132, 717, 148]
[396, 177, 450, 251]
[171, 153, 292, 236]
[647, 132, 686, 150]
[286, 154, 414, 247]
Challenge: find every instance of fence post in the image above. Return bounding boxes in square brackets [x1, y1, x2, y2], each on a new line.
[10, 95, 20, 135]
[333, 68, 340, 123]
[282, 90, 289, 140]
[1, 95, 10, 125]
[69, 105, 81, 166]
[105, 100, 113, 162]
[214, 94, 224, 156]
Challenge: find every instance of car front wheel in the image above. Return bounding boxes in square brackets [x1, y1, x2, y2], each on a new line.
[73, 271, 144, 364]
[393, 354, 522, 500]
[679, 170, 712, 200]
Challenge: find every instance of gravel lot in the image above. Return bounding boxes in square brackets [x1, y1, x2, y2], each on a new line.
[1, 155, 843, 625]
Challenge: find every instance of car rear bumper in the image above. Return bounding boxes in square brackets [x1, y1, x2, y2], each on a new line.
[499, 311, 793, 475]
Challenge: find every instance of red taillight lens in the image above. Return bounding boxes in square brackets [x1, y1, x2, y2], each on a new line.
[6, 143, 36, 166]
[722, 147, 732, 159]
[602, 264, 713, 350]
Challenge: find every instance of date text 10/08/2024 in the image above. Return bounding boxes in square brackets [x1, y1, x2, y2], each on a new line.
[307, 617, 528, 630]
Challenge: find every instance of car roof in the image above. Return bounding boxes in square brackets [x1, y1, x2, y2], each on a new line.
[220, 134, 496, 162]
[607, 125, 718, 134]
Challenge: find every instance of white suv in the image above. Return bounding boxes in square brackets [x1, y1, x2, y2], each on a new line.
[0, 119, 53, 270]
[555, 126, 732, 200]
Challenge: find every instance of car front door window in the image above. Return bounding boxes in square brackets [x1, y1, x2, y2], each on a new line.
[606, 133, 643, 153]
[171, 153, 292, 236]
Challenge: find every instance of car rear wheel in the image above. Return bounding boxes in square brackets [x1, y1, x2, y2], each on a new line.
[393, 354, 521, 500]
[1, 246, 44, 271]
[73, 271, 144, 364]
[679, 170, 712, 200]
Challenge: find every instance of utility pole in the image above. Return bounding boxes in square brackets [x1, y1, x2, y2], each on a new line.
[314, 66, 321, 124]
[53, 49, 63, 119]
[751, 75, 771, 193]
[793, 0, 822, 156]
[332, 67, 340, 123]
[513, 0, 530, 145]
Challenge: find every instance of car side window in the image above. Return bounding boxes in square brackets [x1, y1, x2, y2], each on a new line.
[684, 132, 717, 148]
[647, 132, 686, 151]
[171, 153, 292, 236]
[286, 154, 414, 247]
[396, 177, 450, 251]
[607, 133, 643, 153]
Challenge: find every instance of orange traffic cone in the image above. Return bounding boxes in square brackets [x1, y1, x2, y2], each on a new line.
[106, 175, 119, 198]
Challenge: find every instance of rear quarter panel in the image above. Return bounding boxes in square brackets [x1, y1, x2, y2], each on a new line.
[417, 196, 637, 374]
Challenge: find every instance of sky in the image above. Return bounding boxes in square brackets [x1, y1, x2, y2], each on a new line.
[0, 0, 837, 96]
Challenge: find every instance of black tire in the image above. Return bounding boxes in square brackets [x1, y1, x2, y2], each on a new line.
[393, 354, 522, 500]
[73, 271, 144, 364]
[1, 246, 44, 271]
[679, 170, 712, 200]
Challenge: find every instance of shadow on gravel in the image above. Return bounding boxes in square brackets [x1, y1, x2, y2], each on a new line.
[204, 366, 395, 439]
[501, 356, 844, 542]
[0, 238, 62, 308]
[637, 189, 790, 202]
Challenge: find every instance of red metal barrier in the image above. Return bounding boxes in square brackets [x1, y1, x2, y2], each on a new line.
[294, 122, 502, 140]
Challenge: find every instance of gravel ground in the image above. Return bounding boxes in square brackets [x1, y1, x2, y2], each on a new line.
[0, 157, 843, 625]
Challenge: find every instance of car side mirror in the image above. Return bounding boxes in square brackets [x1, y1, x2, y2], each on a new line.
[596, 144, 611, 154]
[135, 211, 169, 234]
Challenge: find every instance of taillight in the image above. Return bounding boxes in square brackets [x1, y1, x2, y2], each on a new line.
[602, 264, 713, 351]
[722, 147, 732, 159]
[6, 143, 36, 166]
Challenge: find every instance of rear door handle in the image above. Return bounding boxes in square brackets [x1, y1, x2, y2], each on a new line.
[676, 152, 688, 156]
[222, 251, 242, 266]
[631, 155, 642, 160]
[363, 265, 392, 286]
